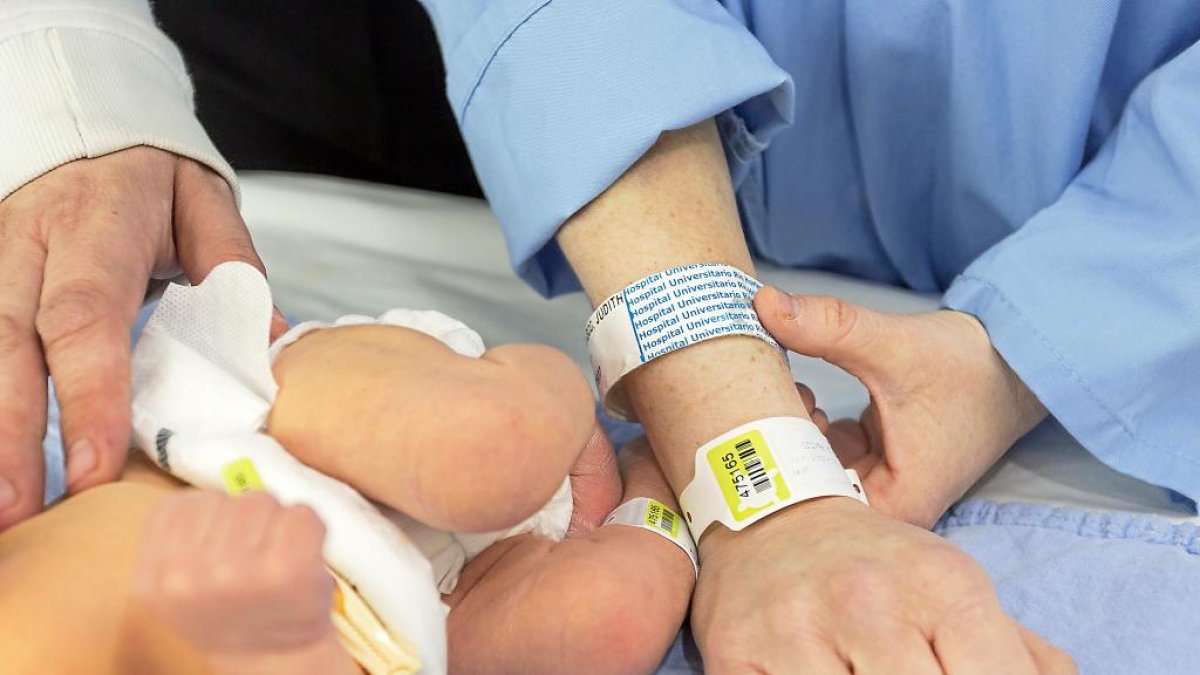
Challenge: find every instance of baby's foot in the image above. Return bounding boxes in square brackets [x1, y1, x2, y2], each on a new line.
[567, 423, 623, 535]
[134, 490, 358, 674]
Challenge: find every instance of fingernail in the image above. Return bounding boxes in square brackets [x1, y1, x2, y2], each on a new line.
[768, 286, 802, 321]
[0, 476, 17, 511]
[66, 439, 97, 488]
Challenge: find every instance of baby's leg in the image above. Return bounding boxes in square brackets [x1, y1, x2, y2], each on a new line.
[268, 324, 595, 533]
[446, 439, 695, 675]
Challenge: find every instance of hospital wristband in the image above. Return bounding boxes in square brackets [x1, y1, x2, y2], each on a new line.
[679, 417, 867, 539]
[604, 497, 699, 574]
[585, 263, 781, 421]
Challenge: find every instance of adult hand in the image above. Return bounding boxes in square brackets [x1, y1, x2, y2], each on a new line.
[693, 497, 1075, 674]
[0, 147, 267, 528]
[754, 287, 1048, 529]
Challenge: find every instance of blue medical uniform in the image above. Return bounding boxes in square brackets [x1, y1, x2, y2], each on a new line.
[417, 1, 1200, 502]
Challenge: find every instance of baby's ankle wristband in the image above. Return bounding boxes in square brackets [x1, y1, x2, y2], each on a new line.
[678, 417, 867, 541]
[604, 497, 699, 574]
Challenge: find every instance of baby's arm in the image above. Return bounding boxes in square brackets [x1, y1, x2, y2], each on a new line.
[445, 440, 695, 675]
[267, 324, 595, 533]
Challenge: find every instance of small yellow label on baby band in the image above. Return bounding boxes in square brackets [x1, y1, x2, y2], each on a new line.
[221, 458, 266, 496]
[706, 429, 791, 523]
[643, 498, 682, 538]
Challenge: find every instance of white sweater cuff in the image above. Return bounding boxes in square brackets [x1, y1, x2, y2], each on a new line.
[0, 2, 237, 202]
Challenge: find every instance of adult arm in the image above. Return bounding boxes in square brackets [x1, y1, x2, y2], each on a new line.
[417, 2, 1066, 671]
[0, 0, 260, 526]
[943, 40, 1200, 502]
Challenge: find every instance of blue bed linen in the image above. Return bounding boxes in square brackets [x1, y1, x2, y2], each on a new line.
[651, 500, 1200, 674]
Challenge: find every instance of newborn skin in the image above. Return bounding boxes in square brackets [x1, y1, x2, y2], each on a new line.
[264, 324, 692, 673]
[267, 324, 596, 533]
[444, 438, 694, 675]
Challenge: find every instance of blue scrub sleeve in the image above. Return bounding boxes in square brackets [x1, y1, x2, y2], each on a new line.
[418, 0, 793, 295]
[944, 42, 1200, 500]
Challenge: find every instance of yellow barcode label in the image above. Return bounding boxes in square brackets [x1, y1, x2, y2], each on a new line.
[643, 498, 682, 537]
[221, 458, 266, 496]
[706, 429, 791, 523]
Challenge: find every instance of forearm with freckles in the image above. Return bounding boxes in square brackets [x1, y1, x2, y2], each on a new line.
[556, 120, 846, 544]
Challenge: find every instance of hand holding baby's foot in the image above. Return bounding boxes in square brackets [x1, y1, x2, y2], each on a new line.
[756, 287, 1048, 528]
[134, 490, 356, 674]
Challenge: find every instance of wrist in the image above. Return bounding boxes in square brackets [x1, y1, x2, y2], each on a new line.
[697, 495, 866, 563]
[948, 310, 1048, 431]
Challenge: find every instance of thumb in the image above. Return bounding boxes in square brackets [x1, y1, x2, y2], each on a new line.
[754, 285, 898, 381]
[171, 159, 267, 284]
[172, 159, 289, 335]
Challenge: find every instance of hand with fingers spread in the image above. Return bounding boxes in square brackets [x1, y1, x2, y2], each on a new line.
[0, 147, 271, 529]
[754, 286, 1049, 529]
[134, 490, 358, 674]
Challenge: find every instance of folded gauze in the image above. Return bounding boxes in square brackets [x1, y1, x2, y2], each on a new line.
[130, 262, 573, 675]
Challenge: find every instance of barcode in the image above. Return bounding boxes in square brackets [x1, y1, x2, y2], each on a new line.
[658, 508, 676, 534]
[736, 438, 773, 493]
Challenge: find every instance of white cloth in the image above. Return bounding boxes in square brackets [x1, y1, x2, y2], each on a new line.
[129, 261, 571, 674]
[0, 0, 233, 202]
[271, 309, 574, 591]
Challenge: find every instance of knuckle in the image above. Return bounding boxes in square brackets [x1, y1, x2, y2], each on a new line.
[285, 504, 326, 537]
[208, 561, 242, 591]
[158, 569, 199, 602]
[943, 591, 1000, 630]
[819, 296, 859, 342]
[259, 556, 302, 590]
[238, 490, 281, 514]
[35, 283, 118, 350]
[0, 314, 36, 360]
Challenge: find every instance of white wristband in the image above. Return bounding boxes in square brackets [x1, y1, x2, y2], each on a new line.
[604, 497, 699, 574]
[585, 263, 781, 421]
[679, 417, 867, 539]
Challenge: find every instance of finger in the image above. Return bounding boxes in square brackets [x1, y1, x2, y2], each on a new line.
[754, 286, 896, 382]
[934, 605, 1038, 675]
[174, 490, 231, 551]
[848, 629, 943, 675]
[135, 490, 219, 580]
[766, 638, 851, 675]
[269, 306, 291, 343]
[825, 419, 874, 468]
[811, 407, 829, 434]
[209, 490, 280, 556]
[267, 503, 328, 564]
[38, 211, 158, 494]
[172, 159, 266, 284]
[794, 382, 817, 413]
[0, 228, 48, 527]
[1017, 625, 1076, 675]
